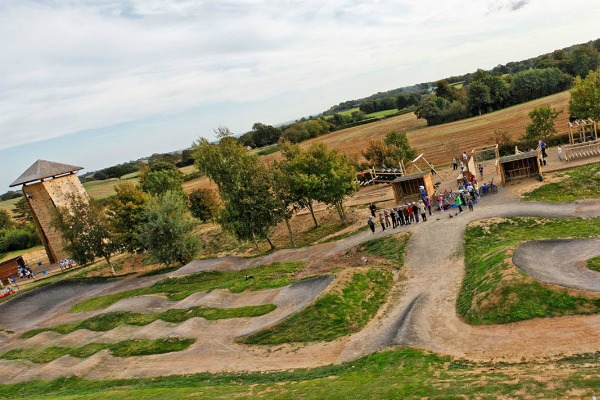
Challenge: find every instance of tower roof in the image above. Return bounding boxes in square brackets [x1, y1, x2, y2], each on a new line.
[10, 160, 83, 187]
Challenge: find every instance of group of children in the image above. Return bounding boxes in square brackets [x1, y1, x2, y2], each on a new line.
[367, 196, 433, 233]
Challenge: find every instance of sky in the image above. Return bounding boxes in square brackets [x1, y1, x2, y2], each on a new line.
[1, 0, 599, 191]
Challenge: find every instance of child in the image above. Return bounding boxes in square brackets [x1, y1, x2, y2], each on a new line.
[467, 198, 474, 211]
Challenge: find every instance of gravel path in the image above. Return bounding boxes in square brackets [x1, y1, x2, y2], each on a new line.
[513, 239, 600, 291]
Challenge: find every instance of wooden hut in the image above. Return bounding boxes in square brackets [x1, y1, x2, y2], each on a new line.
[0, 256, 26, 281]
[498, 151, 542, 185]
[391, 171, 435, 203]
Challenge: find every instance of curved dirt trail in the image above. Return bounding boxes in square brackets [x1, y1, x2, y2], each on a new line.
[0, 193, 599, 381]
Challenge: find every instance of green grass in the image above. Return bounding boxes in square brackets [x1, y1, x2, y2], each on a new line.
[71, 262, 304, 312]
[587, 256, 600, 272]
[0, 197, 20, 217]
[22, 305, 276, 338]
[0, 244, 44, 263]
[6, 348, 600, 398]
[241, 268, 392, 344]
[365, 109, 400, 118]
[82, 176, 139, 200]
[524, 163, 600, 202]
[2, 338, 194, 364]
[458, 217, 600, 325]
[359, 233, 410, 269]
[255, 144, 280, 156]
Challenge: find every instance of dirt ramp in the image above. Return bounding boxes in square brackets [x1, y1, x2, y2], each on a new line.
[513, 239, 600, 291]
[0, 279, 114, 330]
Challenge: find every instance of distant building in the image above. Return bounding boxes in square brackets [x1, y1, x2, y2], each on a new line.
[10, 160, 87, 263]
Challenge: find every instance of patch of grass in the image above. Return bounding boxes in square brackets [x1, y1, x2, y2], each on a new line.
[524, 163, 600, 202]
[587, 256, 600, 273]
[0, 245, 45, 263]
[458, 217, 600, 325]
[255, 144, 280, 156]
[71, 262, 303, 312]
[23, 305, 276, 338]
[365, 108, 400, 118]
[5, 347, 600, 398]
[241, 268, 392, 344]
[137, 265, 180, 278]
[359, 233, 410, 269]
[1, 338, 194, 364]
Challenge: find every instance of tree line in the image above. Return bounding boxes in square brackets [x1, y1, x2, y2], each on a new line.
[50, 130, 359, 275]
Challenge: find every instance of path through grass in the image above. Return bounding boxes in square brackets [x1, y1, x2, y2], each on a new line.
[458, 217, 600, 325]
[2, 338, 194, 364]
[71, 262, 303, 312]
[242, 268, 392, 344]
[6, 348, 600, 398]
[22, 304, 276, 338]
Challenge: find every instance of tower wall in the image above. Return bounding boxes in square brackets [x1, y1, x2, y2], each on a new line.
[23, 174, 88, 263]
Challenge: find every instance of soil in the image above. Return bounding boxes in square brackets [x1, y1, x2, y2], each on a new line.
[0, 150, 599, 383]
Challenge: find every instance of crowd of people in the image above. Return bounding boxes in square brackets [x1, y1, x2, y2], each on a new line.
[17, 264, 34, 279]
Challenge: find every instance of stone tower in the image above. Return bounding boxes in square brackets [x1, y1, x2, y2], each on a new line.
[10, 160, 86, 264]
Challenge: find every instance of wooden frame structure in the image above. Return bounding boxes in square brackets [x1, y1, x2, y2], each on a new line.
[471, 144, 499, 162]
[562, 119, 600, 161]
[498, 150, 542, 185]
[568, 119, 598, 144]
[391, 171, 435, 203]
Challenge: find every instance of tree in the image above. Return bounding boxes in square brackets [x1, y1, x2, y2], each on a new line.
[522, 105, 561, 140]
[281, 143, 357, 223]
[251, 123, 282, 147]
[567, 45, 600, 79]
[569, 67, 600, 120]
[435, 80, 458, 101]
[106, 183, 150, 253]
[140, 169, 184, 197]
[12, 197, 33, 224]
[363, 130, 417, 169]
[193, 133, 282, 249]
[270, 163, 298, 247]
[0, 210, 14, 231]
[138, 191, 201, 267]
[188, 189, 219, 222]
[53, 195, 118, 275]
[468, 80, 492, 115]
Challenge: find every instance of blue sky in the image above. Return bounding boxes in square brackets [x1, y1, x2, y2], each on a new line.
[2, 0, 600, 191]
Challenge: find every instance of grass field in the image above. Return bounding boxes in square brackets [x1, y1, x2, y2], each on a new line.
[6, 348, 600, 398]
[458, 217, 600, 325]
[524, 163, 600, 202]
[588, 256, 600, 273]
[0, 245, 44, 263]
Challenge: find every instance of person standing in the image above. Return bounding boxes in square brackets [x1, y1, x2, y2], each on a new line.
[424, 196, 432, 215]
[478, 164, 484, 180]
[407, 203, 414, 224]
[455, 194, 463, 213]
[390, 208, 397, 228]
[418, 201, 427, 222]
[438, 194, 444, 213]
[378, 212, 386, 231]
[383, 209, 391, 227]
[452, 157, 458, 170]
[540, 140, 547, 159]
[462, 151, 468, 165]
[467, 198, 474, 211]
[413, 202, 420, 223]
[369, 203, 376, 217]
[367, 217, 375, 233]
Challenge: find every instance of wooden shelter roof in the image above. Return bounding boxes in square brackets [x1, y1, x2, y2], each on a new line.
[498, 151, 539, 164]
[391, 171, 429, 183]
[10, 160, 83, 187]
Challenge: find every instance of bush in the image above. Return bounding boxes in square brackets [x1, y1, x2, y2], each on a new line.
[0, 225, 41, 253]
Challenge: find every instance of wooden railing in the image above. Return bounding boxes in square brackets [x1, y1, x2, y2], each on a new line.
[562, 139, 600, 161]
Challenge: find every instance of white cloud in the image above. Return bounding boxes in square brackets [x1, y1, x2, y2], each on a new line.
[0, 0, 599, 154]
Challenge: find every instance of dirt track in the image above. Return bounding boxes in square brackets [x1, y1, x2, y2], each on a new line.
[0, 166, 599, 381]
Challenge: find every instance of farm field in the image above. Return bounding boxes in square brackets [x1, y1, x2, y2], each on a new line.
[263, 90, 571, 167]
